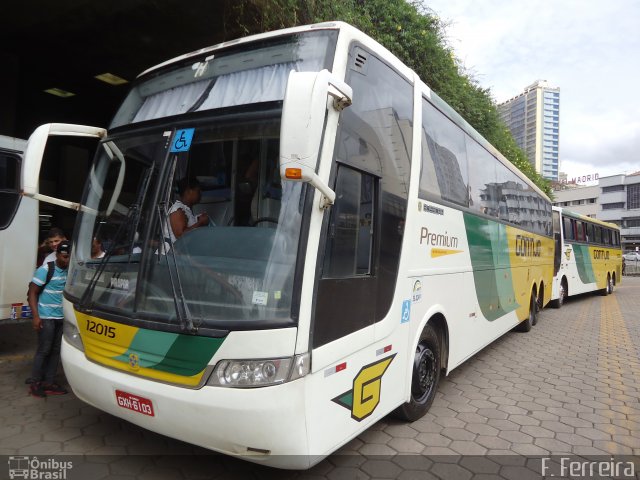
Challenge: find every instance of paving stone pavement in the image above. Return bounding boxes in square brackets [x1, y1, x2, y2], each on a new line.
[1, 277, 639, 479]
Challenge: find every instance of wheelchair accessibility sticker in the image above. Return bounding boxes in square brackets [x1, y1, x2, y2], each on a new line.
[401, 300, 411, 324]
[171, 128, 195, 152]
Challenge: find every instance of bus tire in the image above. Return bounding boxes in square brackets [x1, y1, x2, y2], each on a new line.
[516, 290, 536, 332]
[600, 274, 612, 296]
[393, 323, 441, 422]
[550, 278, 567, 308]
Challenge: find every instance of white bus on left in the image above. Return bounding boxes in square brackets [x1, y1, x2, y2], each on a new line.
[0, 135, 34, 323]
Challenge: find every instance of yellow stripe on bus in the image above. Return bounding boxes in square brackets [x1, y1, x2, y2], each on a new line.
[74, 310, 206, 387]
[431, 248, 463, 258]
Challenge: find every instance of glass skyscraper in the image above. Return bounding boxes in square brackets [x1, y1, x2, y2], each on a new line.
[498, 80, 560, 181]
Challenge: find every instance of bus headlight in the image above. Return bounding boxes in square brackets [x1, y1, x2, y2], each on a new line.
[63, 319, 85, 352]
[208, 353, 310, 388]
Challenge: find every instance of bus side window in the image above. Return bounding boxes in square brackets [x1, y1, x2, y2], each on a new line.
[419, 127, 441, 199]
[0, 152, 21, 230]
[562, 217, 572, 241]
[466, 134, 497, 218]
[576, 221, 585, 242]
[420, 100, 469, 207]
[323, 165, 375, 278]
[594, 226, 602, 244]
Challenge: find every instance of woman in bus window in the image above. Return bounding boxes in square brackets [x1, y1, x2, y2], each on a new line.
[163, 178, 210, 250]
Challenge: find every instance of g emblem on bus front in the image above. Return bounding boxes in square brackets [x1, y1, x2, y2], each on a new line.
[332, 354, 395, 421]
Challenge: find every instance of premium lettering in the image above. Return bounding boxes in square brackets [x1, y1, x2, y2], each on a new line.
[420, 227, 458, 248]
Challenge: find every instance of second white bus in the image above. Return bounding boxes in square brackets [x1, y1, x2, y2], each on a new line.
[550, 206, 622, 307]
[0, 133, 93, 323]
[0, 135, 33, 322]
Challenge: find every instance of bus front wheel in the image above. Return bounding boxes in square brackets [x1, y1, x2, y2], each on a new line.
[393, 323, 441, 422]
[551, 278, 567, 309]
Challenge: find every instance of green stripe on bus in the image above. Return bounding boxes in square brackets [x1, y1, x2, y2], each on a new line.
[464, 214, 518, 321]
[154, 335, 225, 377]
[114, 329, 176, 368]
[115, 329, 225, 377]
[573, 244, 596, 284]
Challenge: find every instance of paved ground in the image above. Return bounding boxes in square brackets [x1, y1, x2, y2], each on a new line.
[1, 277, 639, 479]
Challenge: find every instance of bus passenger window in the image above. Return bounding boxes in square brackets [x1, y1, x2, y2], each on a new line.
[0, 152, 21, 230]
[594, 226, 602, 244]
[323, 166, 375, 278]
[421, 101, 469, 207]
[576, 221, 585, 242]
[565, 219, 571, 240]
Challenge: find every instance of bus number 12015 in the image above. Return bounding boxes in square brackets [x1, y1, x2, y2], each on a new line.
[86, 318, 116, 338]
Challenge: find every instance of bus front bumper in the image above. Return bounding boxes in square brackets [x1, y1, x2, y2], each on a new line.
[61, 338, 316, 469]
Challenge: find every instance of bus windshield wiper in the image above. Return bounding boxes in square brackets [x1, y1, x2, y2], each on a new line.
[78, 203, 141, 311]
[156, 202, 197, 334]
[78, 149, 155, 312]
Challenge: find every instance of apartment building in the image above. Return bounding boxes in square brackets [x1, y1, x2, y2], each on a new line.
[498, 80, 560, 180]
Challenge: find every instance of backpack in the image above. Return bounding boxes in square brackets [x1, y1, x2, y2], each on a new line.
[28, 261, 55, 296]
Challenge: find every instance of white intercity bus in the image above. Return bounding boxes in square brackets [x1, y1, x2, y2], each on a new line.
[0, 133, 90, 323]
[0, 135, 33, 322]
[22, 22, 554, 468]
[550, 206, 622, 307]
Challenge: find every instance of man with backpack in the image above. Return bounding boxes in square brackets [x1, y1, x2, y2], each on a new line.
[27, 240, 72, 397]
[39, 227, 67, 266]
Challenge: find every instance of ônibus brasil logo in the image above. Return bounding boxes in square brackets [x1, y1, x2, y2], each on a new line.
[7, 456, 72, 479]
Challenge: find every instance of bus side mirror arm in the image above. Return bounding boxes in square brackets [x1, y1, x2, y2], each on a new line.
[279, 70, 352, 210]
[22, 123, 107, 214]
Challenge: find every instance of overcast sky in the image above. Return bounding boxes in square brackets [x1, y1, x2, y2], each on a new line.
[423, 0, 640, 183]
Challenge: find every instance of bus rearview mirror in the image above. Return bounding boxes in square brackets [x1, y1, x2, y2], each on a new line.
[22, 123, 107, 212]
[279, 70, 352, 208]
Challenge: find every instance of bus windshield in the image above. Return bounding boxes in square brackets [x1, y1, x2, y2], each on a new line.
[65, 29, 340, 332]
[66, 112, 307, 331]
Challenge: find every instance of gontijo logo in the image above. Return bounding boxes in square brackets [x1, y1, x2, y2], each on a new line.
[515, 235, 541, 257]
[332, 354, 396, 421]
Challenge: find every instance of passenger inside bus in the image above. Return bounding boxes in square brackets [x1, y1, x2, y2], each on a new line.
[91, 236, 105, 259]
[163, 177, 210, 250]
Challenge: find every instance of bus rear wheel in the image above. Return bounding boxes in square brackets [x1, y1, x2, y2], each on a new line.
[517, 290, 537, 332]
[602, 274, 613, 295]
[393, 323, 441, 422]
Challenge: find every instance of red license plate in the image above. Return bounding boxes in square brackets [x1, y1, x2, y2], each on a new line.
[115, 390, 155, 417]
